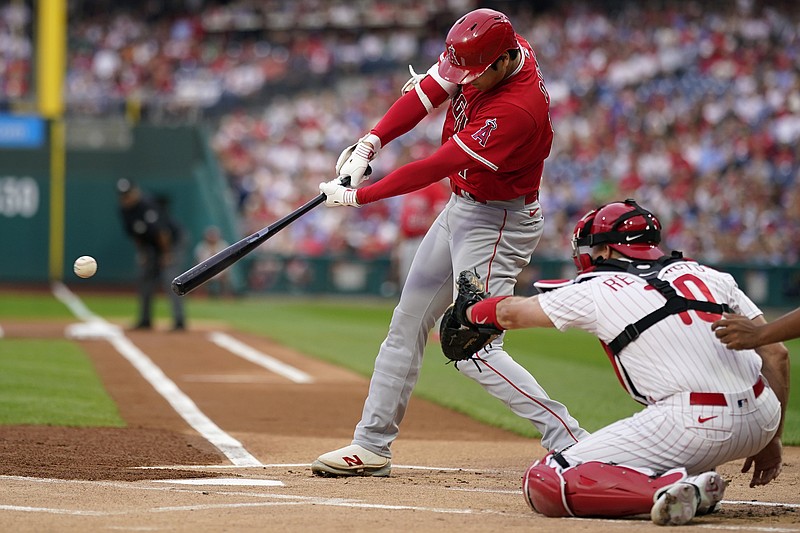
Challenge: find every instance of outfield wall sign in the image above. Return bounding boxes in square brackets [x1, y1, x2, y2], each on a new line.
[0, 115, 45, 149]
[0, 176, 39, 218]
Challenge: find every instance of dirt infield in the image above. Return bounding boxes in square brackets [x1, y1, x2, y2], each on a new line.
[0, 319, 798, 532]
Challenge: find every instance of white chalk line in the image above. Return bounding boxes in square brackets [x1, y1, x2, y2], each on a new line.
[449, 487, 800, 509]
[0, 475, 521, 518]
[720, 500, 800, 509]
[136, 463, 508, 474]
[687, 524, 791, 532]
[208, 331, 313, 383]
[151, 478, 284, 487]
[181, 374, 279, 383]
[1, 475, 798, 528]
[51, 281, 261, 467]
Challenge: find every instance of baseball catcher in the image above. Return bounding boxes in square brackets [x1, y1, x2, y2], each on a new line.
[439, 270, 504, 362]
[442, 199, 789, 526]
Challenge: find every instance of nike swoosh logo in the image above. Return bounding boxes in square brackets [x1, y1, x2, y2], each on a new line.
[625, 234, 643, 242]
[698, 415, 718, 423]
[475, 317, 488, 324]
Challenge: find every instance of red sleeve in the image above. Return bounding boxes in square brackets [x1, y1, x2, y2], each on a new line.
[371, 76, 451, 146]
[356, 140, 474, 204]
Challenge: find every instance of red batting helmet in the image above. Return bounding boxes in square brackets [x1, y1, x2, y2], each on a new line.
[572, 199, 664, 273]
[438, 8, 519, 84]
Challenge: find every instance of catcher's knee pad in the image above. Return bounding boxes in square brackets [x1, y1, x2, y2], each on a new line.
[523, 457, 687, 518]
[523, 460, 571, 517]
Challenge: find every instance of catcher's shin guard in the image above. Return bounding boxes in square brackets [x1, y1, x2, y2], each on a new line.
[523, 458, 687, 518]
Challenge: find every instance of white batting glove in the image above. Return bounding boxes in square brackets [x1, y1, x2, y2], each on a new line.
[400, 65, 426, 95]
[335, 133, 380, 188]
[319, 179, 361, 208]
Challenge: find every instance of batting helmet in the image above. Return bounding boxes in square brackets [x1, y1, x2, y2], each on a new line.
[438, 8, 519, 84]
[572, 199, 664, 272]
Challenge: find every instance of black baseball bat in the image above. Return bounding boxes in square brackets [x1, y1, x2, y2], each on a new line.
[172, 177, 349, 296]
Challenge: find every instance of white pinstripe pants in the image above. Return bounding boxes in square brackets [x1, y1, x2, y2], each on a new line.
[561, 382, 781, 474]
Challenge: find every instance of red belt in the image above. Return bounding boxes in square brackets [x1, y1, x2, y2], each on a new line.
[451, 184, 538, 205]
[689, 376, 765, 406]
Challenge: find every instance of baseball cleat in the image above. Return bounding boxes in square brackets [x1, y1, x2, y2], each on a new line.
[691, 471, 727, 515]
[311, 444, 391, 477]
[651, 483, 700, 526]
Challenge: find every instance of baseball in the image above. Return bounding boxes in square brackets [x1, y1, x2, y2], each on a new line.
[73, 256, 98, 278]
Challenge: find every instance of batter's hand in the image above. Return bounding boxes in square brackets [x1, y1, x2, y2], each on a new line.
[319, 179, 361, 208]
[335, 135, 378, 188]
[742, 437, 783, 487]
[712, 312, 761, 350]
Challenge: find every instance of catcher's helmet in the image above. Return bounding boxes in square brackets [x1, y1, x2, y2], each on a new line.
[438, 8, 519, 84]
[572, 199, 664, 272]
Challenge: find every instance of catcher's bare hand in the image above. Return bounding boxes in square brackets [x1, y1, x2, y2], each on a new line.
[742, 437, 782, 487]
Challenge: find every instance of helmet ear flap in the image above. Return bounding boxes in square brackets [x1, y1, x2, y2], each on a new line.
[572, 208, 598, 273]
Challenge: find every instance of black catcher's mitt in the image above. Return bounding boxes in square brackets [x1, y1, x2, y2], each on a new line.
[439, 270, 503, 362]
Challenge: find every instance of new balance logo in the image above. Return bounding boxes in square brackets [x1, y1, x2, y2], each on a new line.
[343, 455, 364, 467]
[697, 415, 718, 424]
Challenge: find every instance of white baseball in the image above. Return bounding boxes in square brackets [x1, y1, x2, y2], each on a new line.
[73, 256, 98, 278]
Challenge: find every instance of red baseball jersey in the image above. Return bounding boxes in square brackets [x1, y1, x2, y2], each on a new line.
[443, 36, 553, 201]
[356, 35, 553, 205]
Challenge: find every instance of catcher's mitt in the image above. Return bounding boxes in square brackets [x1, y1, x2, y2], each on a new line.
[439, 270, 503, 362]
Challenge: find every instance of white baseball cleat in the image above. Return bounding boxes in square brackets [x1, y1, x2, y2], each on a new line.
[311, 444, 391, 477]
[651, 483, 700, 526]
[691, 471, 727, 515]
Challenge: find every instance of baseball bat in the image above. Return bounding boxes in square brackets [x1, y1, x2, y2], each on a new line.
[171, 177, 349, 296]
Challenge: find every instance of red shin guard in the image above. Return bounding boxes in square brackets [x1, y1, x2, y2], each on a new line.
[523, 459, 686, 517]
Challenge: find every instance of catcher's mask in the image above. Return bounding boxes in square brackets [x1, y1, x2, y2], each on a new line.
[571, 199, 664, 273]
[438, 8, 519, 84]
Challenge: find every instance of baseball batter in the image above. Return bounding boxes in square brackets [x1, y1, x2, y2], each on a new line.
[452, 199, 789, 526]
[312, 8, 588, 477]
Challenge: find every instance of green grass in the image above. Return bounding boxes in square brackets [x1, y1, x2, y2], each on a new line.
[0, 339, 125, 427]
[0, 290, 797, 444]
[188, 294, 800, 443]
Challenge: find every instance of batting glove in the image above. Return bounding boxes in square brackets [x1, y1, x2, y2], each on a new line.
[319, 179, 361, 208]
[335, 133, 380, 188]
[400, 65, 426, 95]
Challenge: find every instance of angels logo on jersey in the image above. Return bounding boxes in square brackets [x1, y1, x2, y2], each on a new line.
[471, 118, 497, 147]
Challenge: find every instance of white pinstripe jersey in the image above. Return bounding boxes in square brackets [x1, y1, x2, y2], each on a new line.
[538, 260, 764, 404]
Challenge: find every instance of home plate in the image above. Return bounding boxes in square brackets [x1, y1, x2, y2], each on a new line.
[152, 478, 284, 487]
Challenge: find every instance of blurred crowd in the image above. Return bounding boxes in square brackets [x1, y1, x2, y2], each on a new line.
[212, 0, 800, 266]
[3, 0, 800, 268]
